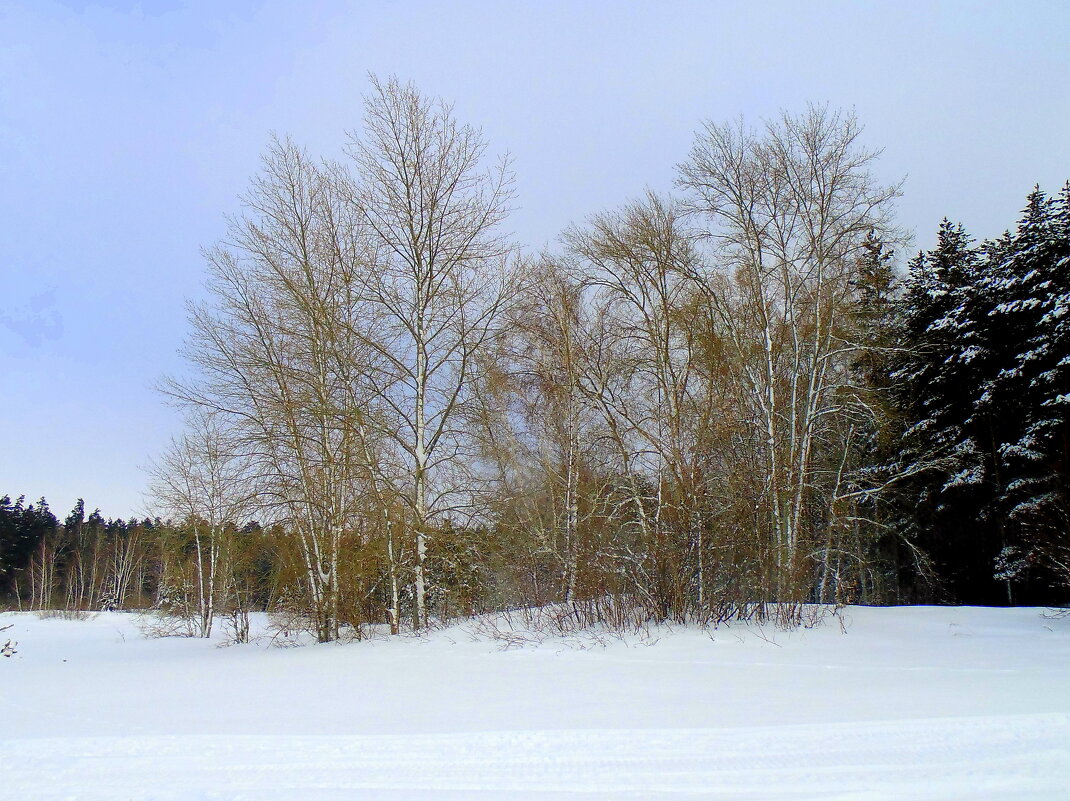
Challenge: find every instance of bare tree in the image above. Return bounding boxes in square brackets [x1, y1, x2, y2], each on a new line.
[565, 192, 716, 620]
[166, 137, 373, 641]
[146, 410, 253, 637]
[335, 75, 516, 627]
[678, 106, 902, 609]
[483, 255, 609, 605]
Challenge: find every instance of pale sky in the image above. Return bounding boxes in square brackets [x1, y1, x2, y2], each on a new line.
[2, 0, 1068, 519]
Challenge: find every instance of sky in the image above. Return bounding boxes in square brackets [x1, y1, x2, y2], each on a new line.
[2, 0, 1068, 519]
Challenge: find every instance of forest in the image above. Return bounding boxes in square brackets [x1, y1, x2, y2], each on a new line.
[3, 78, 1068, 641]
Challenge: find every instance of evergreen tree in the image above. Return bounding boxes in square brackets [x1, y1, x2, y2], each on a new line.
[0, 496, 58, 600]
[988, 185, 1070, 588]
[892, 221, 1002, 602]
[890, 186, 1070, 603]
[849, 233, 922, 600]
[65, 498, 86, 534]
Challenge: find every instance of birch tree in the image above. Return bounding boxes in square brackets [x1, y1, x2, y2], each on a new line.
[486, 256, 609, 604]
[167, 137, 373, 641]
[565, 193, 716, 620]
[338, 75, 516, 627]
[678, 106, 901, 606]
[146, 410, 253, 637]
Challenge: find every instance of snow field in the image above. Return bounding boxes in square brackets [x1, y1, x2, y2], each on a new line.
[2, 606, 1069, 799]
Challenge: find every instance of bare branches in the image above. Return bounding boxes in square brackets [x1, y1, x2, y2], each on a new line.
[331, 75, 518, 627]
[149, 91, 908, 635]
[677, 105, 902, 604]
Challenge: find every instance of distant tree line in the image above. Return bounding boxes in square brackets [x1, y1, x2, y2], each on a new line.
[3, 79, 1067, 638]
[0, 496, 159, 612]
[0, 494, 277, 640]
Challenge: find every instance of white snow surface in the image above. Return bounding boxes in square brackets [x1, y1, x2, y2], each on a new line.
[2, 605, 1069, 800]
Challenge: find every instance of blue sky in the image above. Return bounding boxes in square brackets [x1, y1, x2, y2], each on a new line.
[2, 0, 1068, 518]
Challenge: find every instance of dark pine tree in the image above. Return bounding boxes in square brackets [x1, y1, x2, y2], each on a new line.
[849, 232, 922, 601]
[892, 220, 1007, 603]
[0, 495, 58, 602]
[890, 186, 1070, 605]
[985, 184, 1070, 594]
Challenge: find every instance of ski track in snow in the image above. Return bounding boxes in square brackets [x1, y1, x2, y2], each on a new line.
[4, 715, 1069, 800]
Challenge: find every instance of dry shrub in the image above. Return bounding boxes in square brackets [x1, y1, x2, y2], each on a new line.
[35, 609, 94, 621]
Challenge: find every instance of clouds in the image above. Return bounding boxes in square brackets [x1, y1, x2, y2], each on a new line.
[1, 288, 63, 348]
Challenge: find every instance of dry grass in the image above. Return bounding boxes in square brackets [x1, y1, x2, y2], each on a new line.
[34, 609, 95, 621]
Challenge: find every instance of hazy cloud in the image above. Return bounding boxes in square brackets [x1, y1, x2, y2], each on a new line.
[1, 287, 64, 347]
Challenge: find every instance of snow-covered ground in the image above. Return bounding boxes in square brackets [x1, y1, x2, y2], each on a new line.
[2, 606, 1068, 800]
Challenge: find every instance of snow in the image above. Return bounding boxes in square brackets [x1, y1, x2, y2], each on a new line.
[2, 606, 1069, 799]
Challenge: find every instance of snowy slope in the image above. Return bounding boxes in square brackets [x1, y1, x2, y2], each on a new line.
[2, 606, 1069, 799]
